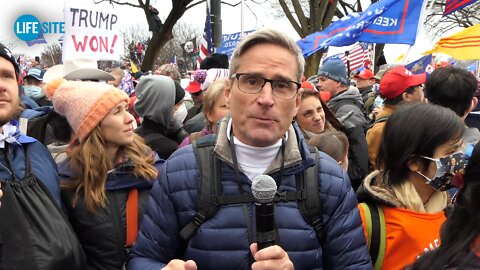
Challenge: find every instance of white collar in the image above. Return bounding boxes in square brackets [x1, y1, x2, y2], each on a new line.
[226, 118, 288, 143]
[0, 122, 20, 148]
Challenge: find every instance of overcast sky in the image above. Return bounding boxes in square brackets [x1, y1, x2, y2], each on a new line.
[2, 0, 440, 63]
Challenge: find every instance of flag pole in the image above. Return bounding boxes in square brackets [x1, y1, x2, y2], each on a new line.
[402, 45, 413, 65]
[371, 43, 376, 72]
[240, 0, 244, 38]
[476, 60, 480, 78]
[345, 50, 351, 75]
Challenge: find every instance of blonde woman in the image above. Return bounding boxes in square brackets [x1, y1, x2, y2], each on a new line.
[179, 79, 230, 147]
[45, 79, 161, 269]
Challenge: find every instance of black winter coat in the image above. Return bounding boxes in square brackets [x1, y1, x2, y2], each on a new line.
[59, 157, 162, 269]
[136, 118, 188, 160]
[62, 189, 151, 270]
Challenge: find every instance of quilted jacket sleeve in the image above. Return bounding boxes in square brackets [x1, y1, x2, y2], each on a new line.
[318, 154, 372, 270]
[127, 157, 185, 270]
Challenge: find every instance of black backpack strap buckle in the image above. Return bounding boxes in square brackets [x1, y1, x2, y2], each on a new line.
[192, 212, 206, 226]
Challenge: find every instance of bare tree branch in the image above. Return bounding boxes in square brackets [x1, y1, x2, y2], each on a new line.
[278, 0, 303, 34]
[186, 0, 206, 10]
[250, 0, 268, 4]
[93, 0, 142, 8]
[221, 1, 241, 7]
[291, 0, 309, 31]
[355, 0, 362, 12]
[425, 0, 479, 38]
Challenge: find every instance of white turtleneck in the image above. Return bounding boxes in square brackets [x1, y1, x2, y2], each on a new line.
[226, 119, 285, 181]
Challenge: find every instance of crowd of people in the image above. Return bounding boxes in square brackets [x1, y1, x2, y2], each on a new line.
[0, 27, 479, 270]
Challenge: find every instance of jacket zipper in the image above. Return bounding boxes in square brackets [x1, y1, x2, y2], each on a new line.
[109, 192, 127, 266]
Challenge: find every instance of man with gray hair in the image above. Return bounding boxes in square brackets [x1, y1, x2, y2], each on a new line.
[128, 29, 371, 270]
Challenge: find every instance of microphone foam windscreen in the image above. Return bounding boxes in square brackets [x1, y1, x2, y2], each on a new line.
[252, 175, 277, 201]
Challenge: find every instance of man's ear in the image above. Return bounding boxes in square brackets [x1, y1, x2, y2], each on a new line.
[465, 97, 478, 117]
[293, 88, 304, 116]
[224, 79, 232, 105]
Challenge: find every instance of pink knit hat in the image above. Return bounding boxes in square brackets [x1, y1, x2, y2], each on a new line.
[45, 79, 129, 142]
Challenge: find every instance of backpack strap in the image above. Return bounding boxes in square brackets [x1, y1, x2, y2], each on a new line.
[297, 148, 324, 244]
[125, 188, 138, 247]
[179, 138, 220, 240]
[180, 138, 324, 245]
[360, 202, 386, 270]
[372, 116, 389, 125]
[367, 116, 389, 131]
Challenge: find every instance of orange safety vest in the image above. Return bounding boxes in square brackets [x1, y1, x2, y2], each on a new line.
[358, 204, 446, 270]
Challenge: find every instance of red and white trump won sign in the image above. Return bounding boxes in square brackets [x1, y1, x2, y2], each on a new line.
[63, 5, 125, 61]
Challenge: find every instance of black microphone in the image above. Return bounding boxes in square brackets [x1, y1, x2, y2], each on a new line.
[252, 175, 277, 250]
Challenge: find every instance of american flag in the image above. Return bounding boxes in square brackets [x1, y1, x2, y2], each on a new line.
[197, 4, 214, 68]
[323, 43, 371, 73]
[443, 0, 478, 16]
[340, 43, 371, 73]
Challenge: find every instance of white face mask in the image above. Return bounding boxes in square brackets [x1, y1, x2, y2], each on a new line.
[172, 103, 188, 123]
[24, 85, 44, 100]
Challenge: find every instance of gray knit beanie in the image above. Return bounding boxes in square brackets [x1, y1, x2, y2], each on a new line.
[318, 60, 349, 85]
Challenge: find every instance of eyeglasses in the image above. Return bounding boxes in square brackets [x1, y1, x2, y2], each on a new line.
[231, 73, 301, 100]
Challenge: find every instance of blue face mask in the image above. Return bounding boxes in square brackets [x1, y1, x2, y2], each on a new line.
[416, 152, 467, 191]
[24, 85, 44, 100]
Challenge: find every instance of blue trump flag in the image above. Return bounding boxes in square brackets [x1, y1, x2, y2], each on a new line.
[323, 53, 343, 63]
[404, 54, 433, 75]
[360, 0, 426, 45]
[297, 0, 425, 58]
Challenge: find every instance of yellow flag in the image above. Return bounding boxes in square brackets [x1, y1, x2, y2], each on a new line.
[429, 24, 480, 60]
[130, 60, 139, 73]
[393, 53, 405, 63]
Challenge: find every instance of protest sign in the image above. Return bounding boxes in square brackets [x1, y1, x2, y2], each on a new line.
[63, 5, 124, 60]
[216, 30, 254, 58]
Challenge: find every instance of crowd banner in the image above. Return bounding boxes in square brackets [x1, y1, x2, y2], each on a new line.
[216, 30, 254, 59]
[404, 54, 434, 75]
[63, 5, 125, 61]
[297, 0, 425, 58]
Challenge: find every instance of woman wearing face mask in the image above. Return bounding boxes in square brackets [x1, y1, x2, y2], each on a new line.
[44, 79, 161, 269]
[134, 75, 189, 159]
[408, 142, 480, 270]
[356, 103, 466, 270]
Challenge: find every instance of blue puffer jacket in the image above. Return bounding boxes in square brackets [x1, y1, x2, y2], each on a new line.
[128, 121, 372, 270]
[0, 131, 61, 206]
